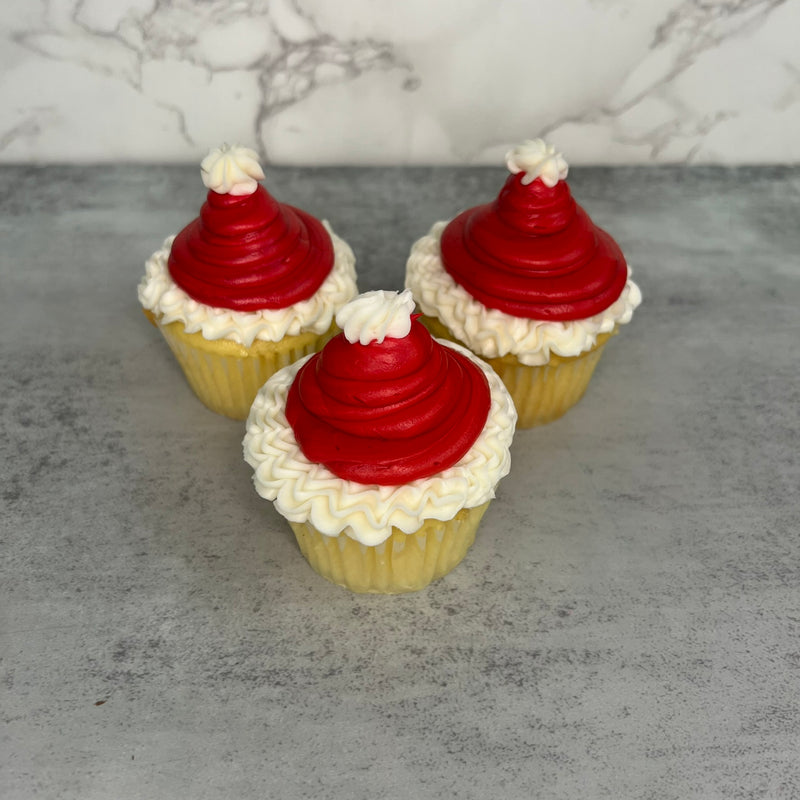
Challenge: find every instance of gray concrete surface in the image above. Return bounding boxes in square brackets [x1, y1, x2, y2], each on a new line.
[2, 164, 799, 800]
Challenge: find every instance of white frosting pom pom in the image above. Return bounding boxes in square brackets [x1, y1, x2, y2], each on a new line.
[335, 289, 416, 345]
[200, 143, 265, 196]
[505, 139, 568, 188]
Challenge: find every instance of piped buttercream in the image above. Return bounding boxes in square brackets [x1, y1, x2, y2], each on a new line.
[284, 291, 493, 485]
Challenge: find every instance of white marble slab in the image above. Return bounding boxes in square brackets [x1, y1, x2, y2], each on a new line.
[1, 0, 798, 164]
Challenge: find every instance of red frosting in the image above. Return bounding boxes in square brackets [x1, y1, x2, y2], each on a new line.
[168, 185, 334, 311]
[440, 173, 628, 320]
[284, 319, 491, 485]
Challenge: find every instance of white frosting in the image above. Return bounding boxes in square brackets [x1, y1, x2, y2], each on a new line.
[138, 223, 358, 345]
[335, 289, 416, 345]
[405, 221, 642, 367]
[243, 340, 517, 546]
[505, 139, 568, 188]
[200, 143, 265, 196]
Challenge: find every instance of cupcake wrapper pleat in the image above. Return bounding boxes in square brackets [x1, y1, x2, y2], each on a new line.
[418, 313, 616, 428]
[288, 502, 490, 593]
[488, 342, 610, 427]
[154, 317, 336, 420]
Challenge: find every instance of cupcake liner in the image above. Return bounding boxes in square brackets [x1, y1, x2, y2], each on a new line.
[486, 335, 614, 427]
[288, 502, 490, 594]
[146, 311, 337, 420]
[419, 313, 616, 427]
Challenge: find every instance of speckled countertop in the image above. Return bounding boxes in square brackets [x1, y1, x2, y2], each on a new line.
[2, 165, 799, 800]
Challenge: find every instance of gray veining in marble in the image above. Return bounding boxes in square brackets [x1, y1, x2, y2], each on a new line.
[2, 164, 799, 799]
[1, 0, 799, 164]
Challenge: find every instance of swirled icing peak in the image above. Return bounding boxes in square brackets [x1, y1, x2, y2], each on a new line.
[167, 143, 335, 311]
[285, 291, 492, 485]
[335, 289, 415, 345]
[440, 139, 627, 321]
[505, 139, 568, 187]
[201, 143, 265, 196]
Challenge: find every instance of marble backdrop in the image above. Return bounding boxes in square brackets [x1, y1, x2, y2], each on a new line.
[1, 0, 797, 165]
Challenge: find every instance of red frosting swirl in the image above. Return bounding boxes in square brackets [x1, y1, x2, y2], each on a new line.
[168, 185, 334, 311]
[440, 173, 628, 320]
[284, 319, 491, 485]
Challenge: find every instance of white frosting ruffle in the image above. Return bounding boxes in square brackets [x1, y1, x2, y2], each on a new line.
[138, 223, 358, 346]
[505, 139, 568, 187]
[335, 288, 415, 345]
[405, 221, 642, 367]
[242, 340, 517, 546]
[201, 144, 265, 196]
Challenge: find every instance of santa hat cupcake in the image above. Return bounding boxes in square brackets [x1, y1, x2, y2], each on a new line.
[243, 289, 516, 593]
[139, 144, 358, 419]
[405, 138, 641, 427]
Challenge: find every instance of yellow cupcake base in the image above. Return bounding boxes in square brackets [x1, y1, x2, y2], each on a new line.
[419, 314, 616, 428]
[144, 310, 337, 420]
[288, 502, 490, 594]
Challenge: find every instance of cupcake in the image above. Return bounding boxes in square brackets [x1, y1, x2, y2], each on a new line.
[243, 290, 516, 594]
[138, 144, 358, 420]
[405, 138, 642, 427]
